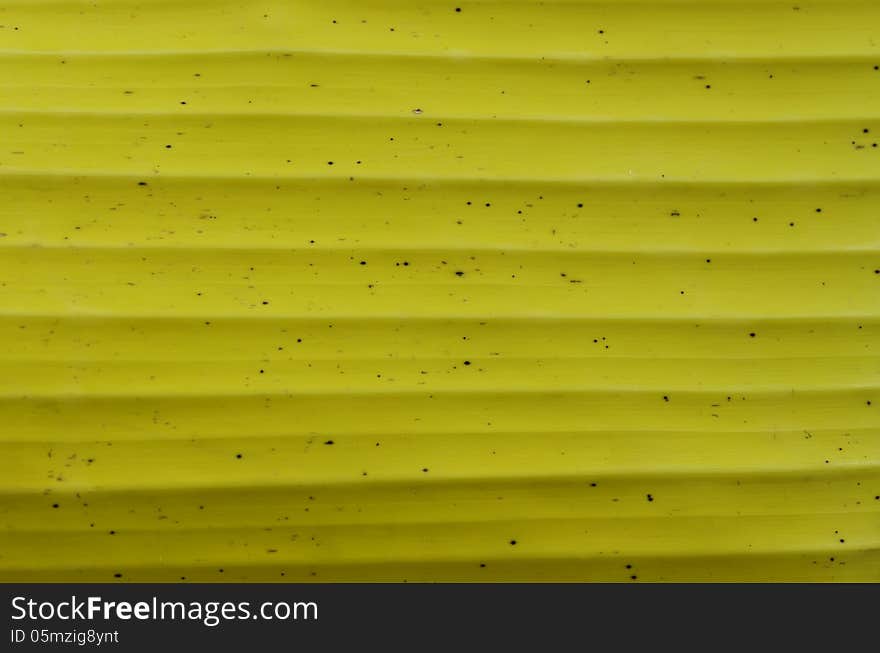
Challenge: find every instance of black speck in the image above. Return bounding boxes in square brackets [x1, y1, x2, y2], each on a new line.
[324, 440, 335, 445]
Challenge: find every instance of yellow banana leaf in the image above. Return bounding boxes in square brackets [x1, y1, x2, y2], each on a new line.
[0, 0, 878, 582]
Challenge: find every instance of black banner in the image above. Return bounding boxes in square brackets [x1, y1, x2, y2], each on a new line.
[2, 584, 876, 650]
